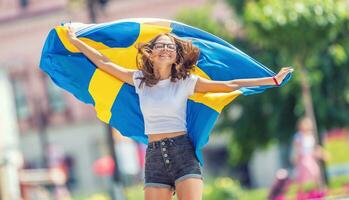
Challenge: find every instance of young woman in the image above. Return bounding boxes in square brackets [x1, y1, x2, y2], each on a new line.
[66, 25, 293, 200]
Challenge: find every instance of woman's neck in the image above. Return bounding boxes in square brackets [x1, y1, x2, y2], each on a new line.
[154, 64, 171, 80]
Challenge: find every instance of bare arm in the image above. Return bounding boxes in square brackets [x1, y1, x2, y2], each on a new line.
[195, 67, 293, 93]
[66, 25, 135, 85]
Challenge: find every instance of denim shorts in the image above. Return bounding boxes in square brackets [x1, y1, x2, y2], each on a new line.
[143, 134, 203, 192]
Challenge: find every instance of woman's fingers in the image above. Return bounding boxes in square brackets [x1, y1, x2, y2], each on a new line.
[283, 67, 292, 70]
[66, 25, 77, 40]
[281, 67, 294, 73]
[67, 26, 74, 34]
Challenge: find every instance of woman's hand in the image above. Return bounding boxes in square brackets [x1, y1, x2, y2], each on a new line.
[275, 67, 294, 85]
[66, 25, 78, 43]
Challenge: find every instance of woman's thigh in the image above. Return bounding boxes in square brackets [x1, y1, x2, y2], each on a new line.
[175, 178, 203, 200]
[144, 187, 174, 200]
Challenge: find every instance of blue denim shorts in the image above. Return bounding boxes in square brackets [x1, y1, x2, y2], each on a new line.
[143, 134, 203, 191]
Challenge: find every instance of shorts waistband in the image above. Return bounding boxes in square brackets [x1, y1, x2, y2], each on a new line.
[148, 134, 189, 149]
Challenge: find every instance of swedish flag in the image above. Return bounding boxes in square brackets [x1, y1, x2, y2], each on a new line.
[40, 18, 291, 166]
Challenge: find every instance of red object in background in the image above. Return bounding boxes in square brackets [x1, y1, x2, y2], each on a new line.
[92, 156, 115, 176]
[306, 189, 326, 199]
[324, 128, 349, 141]
[136, 143, 146, 169]
[345, 183, 349, 193]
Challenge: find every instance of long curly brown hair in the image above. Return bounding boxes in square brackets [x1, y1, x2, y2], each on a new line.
[135, 33, 200, 88]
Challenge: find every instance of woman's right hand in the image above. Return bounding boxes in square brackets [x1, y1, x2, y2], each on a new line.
[66, 25, 78, 43]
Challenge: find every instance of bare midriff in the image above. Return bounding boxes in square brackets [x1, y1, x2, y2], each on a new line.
[148, 131, 187, 142]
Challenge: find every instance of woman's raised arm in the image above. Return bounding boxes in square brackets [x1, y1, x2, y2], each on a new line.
[66, 25, 135, 85]
[195, 67, 293, 93]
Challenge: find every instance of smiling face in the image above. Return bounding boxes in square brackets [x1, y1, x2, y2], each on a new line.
[135, 33, 199, 87]
[150, 35, 177, 67]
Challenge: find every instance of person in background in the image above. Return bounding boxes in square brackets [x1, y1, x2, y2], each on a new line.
[292, 117, 327, 196]
[268, 168, 291, 200]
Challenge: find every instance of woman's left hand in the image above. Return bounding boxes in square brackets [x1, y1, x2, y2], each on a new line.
[275, 67, 294, 85]
[66, 24, 78, 43]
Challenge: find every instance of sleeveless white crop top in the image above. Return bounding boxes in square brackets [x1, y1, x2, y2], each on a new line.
[132, 70, 199, 135]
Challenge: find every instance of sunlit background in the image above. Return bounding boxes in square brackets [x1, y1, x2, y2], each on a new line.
[0, 0, 348, 199]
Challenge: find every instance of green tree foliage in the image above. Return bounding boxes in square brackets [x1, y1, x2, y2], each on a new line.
[176, 1, 349, 166]
[222, 0, 349, 166]
[244, 0, 348, 60]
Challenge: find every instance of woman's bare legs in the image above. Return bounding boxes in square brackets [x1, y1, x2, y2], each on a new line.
[144, 187, 174, 200]
[175, 178, 203, 200]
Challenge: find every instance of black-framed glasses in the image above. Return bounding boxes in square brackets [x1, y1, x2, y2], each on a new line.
[153, 42, 177, 51]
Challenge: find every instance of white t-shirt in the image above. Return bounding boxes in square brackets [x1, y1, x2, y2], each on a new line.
[132, 70, 199, 135]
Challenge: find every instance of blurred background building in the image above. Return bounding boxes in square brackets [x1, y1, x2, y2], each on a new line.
[0, 0, 207, 198]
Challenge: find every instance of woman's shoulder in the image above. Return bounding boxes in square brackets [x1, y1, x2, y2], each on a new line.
[133, 70, 144, 77]
[181, 73, 199, 81]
